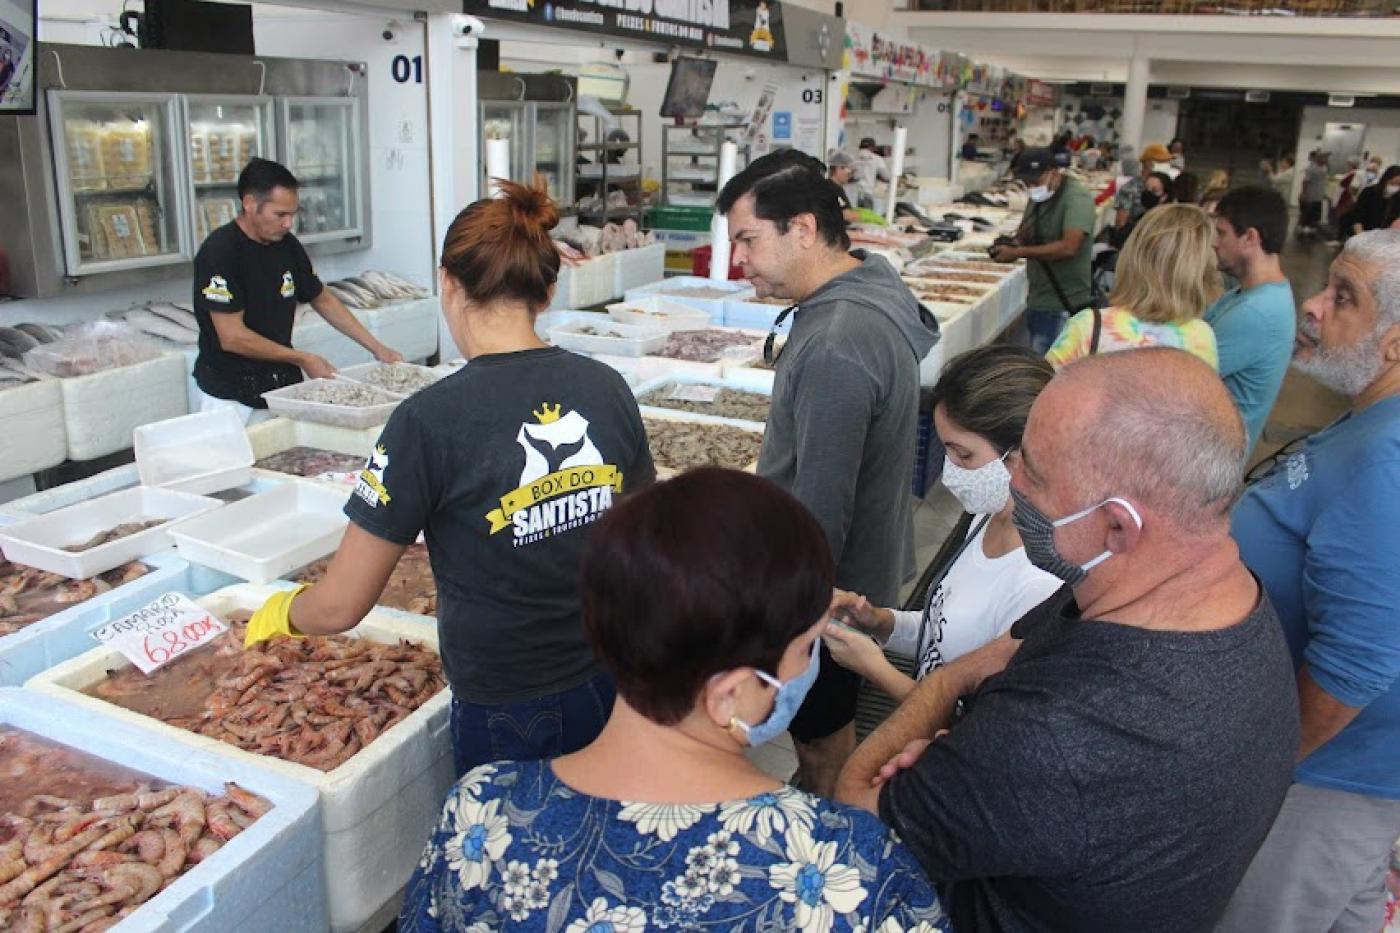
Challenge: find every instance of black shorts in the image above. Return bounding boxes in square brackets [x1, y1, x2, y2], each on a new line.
[788, 641, 862, 742]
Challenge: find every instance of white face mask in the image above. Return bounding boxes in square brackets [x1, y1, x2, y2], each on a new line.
[1386, 184, 1400, 198]
[1028, 185, 1053, 203]
[941, 452, 1012, 515]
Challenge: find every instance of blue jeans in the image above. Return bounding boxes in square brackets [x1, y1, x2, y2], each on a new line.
[1025, 307, 1070, 355]
[450, 672, 616, 778]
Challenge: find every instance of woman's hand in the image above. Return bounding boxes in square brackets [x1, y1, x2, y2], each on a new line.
[824, 620, 891, 680]
[828, 589, 894, 642]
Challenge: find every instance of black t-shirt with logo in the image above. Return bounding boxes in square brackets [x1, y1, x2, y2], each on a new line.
[343, 347, 656, 703]
[192, 221, 323, 407]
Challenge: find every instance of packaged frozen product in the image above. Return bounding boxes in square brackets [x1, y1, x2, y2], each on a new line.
[64, 120, 106, 192]
[100, 120, 153, 189]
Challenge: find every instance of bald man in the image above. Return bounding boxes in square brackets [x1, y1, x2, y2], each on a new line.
[836, 348, 1299, 933]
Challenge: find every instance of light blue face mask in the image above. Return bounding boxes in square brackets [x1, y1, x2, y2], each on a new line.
[731, 636, 822, 747]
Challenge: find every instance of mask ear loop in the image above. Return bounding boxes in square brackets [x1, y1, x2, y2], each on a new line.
[1078, 498, 1145, 573]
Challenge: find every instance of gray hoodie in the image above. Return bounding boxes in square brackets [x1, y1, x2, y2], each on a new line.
[758, 251, 940, 605]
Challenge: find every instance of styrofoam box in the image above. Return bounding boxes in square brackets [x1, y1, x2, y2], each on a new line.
[135, 409, 255, 496]
[613, 243, 666, 295]
[292, 309, 375, 370]
[536, 309, 606, 343]
[546, 263, 583, 311]
[607, 296, 711, 334]
[365, 297, 440, 363]
[722, 296, 796, 334]
[641, 327, 766, 378]
[624, 276, 755, 323]
[0, 486, 222, 579]
[168, 482, 349, 583]
[643, 407, 765, 481]
[263, 378, 399, 430]
[720, 362, 776, 393]
[0, 379, 66, 483]
[246, 418, 382, 491]
[0, 464, 286, 519]
[549, 318, 668, 358]
[0, 687, 327, 933]
[28, 582, 454, 933]
[576, 253, 619, 307]
[61, 352, 189, 462]
[633, 373, 770, 429]
[335, 361, 445, 400]
[0, 550, 241, 687]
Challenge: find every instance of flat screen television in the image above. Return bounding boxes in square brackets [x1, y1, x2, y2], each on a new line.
[659, 57, 717, 121]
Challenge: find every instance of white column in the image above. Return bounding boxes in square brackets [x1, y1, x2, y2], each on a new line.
[710, 141, 740, 282]
[884, 125, 908, 225]
[1121, 54, 1150, 156]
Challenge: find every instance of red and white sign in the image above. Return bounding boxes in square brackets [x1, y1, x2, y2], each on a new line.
[90, 592, 228, 675]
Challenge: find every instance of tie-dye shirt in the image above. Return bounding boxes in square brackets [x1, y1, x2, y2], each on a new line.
[1044, 306, 1219, 370]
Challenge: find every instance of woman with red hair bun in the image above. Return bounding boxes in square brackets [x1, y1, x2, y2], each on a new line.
[245, 180, 655, 774]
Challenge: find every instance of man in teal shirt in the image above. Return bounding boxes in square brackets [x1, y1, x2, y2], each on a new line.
[1207, 186, 1296, 451]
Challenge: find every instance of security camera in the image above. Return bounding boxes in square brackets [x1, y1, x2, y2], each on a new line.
[382, 28, 396, 41]
[452, 15, 484, 38]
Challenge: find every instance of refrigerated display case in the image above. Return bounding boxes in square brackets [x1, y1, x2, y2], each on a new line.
[478, 73, 575, 205]
[185, 95, 274, 243]
[279, 97, 362, 242]
[480, 99, 529, 192]
[532, 102, 575, 207]
[47, 91, 190, 277]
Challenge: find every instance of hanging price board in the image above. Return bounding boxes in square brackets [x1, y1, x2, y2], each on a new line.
[90, 593, 228, 675]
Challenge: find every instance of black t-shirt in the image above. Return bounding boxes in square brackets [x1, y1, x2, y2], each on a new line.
[829, 179, 853, 213]
[192, 221, 323, 407]
[879, 586, 1299, 933]
[343, 347, 656, 703]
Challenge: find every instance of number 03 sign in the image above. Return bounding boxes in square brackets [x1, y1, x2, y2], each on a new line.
[90, 593, 228, 675]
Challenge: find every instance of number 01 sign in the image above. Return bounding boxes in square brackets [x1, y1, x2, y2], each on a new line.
[90, 593, 228, 675]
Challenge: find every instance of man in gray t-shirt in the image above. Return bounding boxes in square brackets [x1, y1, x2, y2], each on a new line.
[1300, 151, 1330, 238]
[836, 349, 1298, 933]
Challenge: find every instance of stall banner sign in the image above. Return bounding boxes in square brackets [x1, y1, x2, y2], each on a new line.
[772, 111, 791, 140]
[1025, 79, 1059, 108]
[90, 592, 229, 675]
[464, 0, 787, 60]
[844, 22, 939, 88]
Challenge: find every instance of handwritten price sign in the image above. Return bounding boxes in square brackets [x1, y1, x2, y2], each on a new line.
[90, 593, 228, 675]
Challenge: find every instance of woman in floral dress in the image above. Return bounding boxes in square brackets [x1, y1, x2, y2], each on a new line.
[401, 468, 947, 932]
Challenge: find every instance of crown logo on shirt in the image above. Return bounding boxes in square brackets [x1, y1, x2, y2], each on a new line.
[533, 402, 562, 425]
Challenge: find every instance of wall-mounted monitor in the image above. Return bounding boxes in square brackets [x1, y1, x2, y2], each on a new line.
[659, 57, 717, 121]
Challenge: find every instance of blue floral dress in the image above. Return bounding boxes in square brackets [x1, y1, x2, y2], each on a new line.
[400, 759, 948, 932]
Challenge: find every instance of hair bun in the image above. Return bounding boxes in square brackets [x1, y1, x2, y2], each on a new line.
[492, 178, 560, 236]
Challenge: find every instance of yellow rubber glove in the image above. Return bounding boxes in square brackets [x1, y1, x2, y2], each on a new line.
[244, 584, 309, 648]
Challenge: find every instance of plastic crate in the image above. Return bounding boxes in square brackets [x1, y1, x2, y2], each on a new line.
[335, 362, 445, 400]
[0, 379, 66, 483]
[548, 318, 668, 358]
[262, 379, 399, 430]
[0, 687, 326, 932]
[576, 253, 619, 306]
[134, 409, 255, 496]
[0, 551, 239, 687]
[606, 296, 711, 333]
[61, 353, 189, 462]
[28, 583, 454, 933]
[0, 486, 222, 580]
[168, 483, 350, 583]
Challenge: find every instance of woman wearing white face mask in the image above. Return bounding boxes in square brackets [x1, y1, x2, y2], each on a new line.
[402, 468, 949, 931]
[824, 347, 1062, 701]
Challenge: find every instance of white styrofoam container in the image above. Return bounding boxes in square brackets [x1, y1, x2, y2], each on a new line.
[607, 296, 711, 333]
[168, 482, 349, 583]
[335, 361, 445, 400]
[61, 352, 189, 462]
[613, 243, 666, 295]
[633, 373, 770, 428]
[292, 309, 375, 370]
[0, 486, 222, 579]
[263, 378, 399, 430]
[0, 687, 327, 933]
[645, 327, 766, 376]
[28, 583, 454, 933]
[624, 275, 755, 322]
[134, 409, 255, 495]
[546, 263, 583, 311]
[576, 253, 619, 306]
[536, 309, 606, 343]
[591, 352, 723, 383]
[0, 551, 240, 687]
[246, 418, 381, 492]
[720, 362, 776, 393]
[722, 297, 796, 334]
[548, 318, 668, 358]
[643, 407, 766, 481]
[365, 297, 440, 363]
[0, 379, 67, 483]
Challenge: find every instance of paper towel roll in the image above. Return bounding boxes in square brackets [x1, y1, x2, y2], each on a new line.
[885, 126, 908, 225]
[710, 141, 741, 282]
[485, 138, 511, 195]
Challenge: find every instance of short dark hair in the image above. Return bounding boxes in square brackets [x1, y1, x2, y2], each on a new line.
[1214, 186, 1288, 255]
[581, 468, 834, 726]
[1147, 171, 1177, 201]
[859, 137, 877, 150]
[237, 158, 299, 201]
[1173, 172, 1200, 205]
[931, 345, 1053, 454]
[716, 149, 850, 250]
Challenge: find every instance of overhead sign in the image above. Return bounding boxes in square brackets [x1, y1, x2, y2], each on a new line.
[463, 0, 788, 61]
[1025, 79, 1059, 108]
[782, 5, 841, 70]
[845, 23, 944, 88]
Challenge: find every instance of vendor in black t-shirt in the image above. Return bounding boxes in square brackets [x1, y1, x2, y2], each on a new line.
[192, 158, 402, 421]
[243, 179, 656, 778]
[826, 149, 862, 225]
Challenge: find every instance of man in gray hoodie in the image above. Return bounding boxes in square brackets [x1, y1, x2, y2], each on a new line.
[718, 150, 940, 795]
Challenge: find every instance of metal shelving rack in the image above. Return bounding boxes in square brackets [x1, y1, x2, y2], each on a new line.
[661, 124, 751, 208]
[575, 109, 644, 224]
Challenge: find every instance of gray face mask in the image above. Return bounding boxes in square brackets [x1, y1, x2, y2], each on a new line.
[1010, 489, 1143, 587]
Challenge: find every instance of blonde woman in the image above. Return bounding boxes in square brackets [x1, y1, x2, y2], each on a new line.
[1045, 203, 1220, 370]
